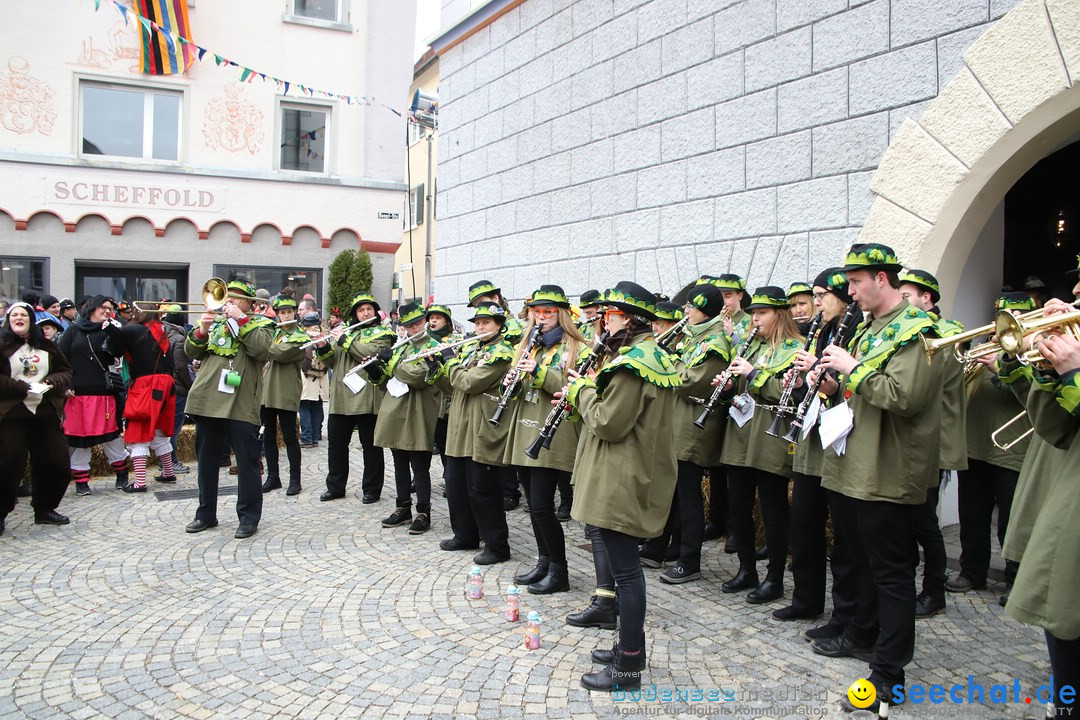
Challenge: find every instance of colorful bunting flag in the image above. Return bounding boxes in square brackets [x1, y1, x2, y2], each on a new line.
[135, 0, 196, 75]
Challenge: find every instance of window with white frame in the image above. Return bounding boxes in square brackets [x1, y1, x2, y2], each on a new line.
[80, 83, 181, 161]
[292, 0, 341, 22]
[408, 120, 428, 146]
[280, 104, 328, 173]
[408, 184, 425, 227]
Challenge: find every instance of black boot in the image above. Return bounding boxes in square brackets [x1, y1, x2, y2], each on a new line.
[115, 469, 129, 490]
[581, 646, 645, 691]
[514, 556, 550, 585]
[262, 475, 282, 492]
[747, 575, 784, 604]
[16, 482, 32, 498]
[286, 467, 301, 496]
[591, 640, 645, 665]
[566, 595, 618, 629]
[721, 566, 759, 593]
[527, 561, 569, 595]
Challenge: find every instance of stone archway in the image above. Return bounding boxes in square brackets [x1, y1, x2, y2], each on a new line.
[858, 0, 1080, 314]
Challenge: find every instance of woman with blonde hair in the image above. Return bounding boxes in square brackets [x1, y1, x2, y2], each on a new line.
[717, 286, 804, 605]
[503, 285, 587, 594]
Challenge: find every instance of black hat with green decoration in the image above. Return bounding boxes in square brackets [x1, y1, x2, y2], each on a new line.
[786, 282, 813, 299]
[579, 289, 602, 308]
[813, 267, 853, 304]
[467, 279, 501, 307]
[899, 268, 942, 304]
[840, 243, 903, 273]
[425, 302, 452, 320]
[346, 291, 381, 317]
[698, 274, 746, 292]
[525, 285, 570, 308]
[746, 286, 791, 310]
[397, 302, 426, 326]
[272, 294, 298, 310]
[654, 300, 685, 322]
[686, 283, 726, 318]
[995, 291, 1037, 312]
[226, 279, 257, 300]
[469, 301, 509, 324]
[603, 281, 660, 320]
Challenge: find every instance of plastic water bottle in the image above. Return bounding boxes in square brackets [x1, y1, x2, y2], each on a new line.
[466, 566, 484, 600]
[524, 611, 541, 649]
[504, 585, 521, 622]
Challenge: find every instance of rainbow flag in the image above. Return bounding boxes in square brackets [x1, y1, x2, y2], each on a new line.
[136, 0, 196, 75]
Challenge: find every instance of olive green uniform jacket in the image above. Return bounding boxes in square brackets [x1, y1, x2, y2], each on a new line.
[261, 326, 309, 411]
[434, 336, 515, 466]
[185, 316, 273, 426]
[1002, 367, 1080, 640]
[565, 333, 680, 538]
[964, 364, 1030, 471]
[933, 315, 968, 472]
[720, 336, 802, 478]
[820, 301, 942, 504]
[314, 323, 396, 416]
[372, 332, 443, 451]
[673, 315, 732, 467]
[500, 337, 586, 472]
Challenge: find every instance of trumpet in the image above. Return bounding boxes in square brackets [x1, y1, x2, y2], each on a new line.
[655, 315, 689, 353]
[489, 324, 542, 426]
[401, 332, 495, 363]
[694, 325, 760, 429]
[991, 410, 1033, 451]
[299, 317, 378, 350]
[995, 302, 1080, 368]
[765, 312, 823, 438]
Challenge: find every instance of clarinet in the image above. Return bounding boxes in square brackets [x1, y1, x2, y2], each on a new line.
[655, 316, 689, 353]
[781, 302, 860, 444]
[523, 331, 610, 459]
[693, 325, 761, 429]
[765, 312, 823, 437]
[489, 324, 542, 426]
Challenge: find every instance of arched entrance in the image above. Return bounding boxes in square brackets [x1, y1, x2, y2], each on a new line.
[857, 0, 1080, 322]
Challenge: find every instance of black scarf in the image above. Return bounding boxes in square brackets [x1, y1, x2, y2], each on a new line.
[538, 325, 564, 348]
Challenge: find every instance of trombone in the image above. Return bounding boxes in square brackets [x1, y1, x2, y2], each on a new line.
[991, 410, 1033, 451]
[132, 278, 248, 315]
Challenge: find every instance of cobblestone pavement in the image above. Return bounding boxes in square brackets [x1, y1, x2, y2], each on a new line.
[0, 442, 1051, 720]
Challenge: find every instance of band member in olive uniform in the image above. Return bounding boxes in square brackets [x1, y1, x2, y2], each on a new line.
[650, 300, 683, 342]
[810, 244, 942, 714]
[948, 292, 1034, 597]
[705, 274, 752, 346]
[184, 280, 274, 538]
[426, 303, 457, 468]
[314, 292, 396, 503]
[432, 302, 515, 565]
[578, 289, 603, 341]
[779, 269, 860, 624]
[787, 282, 815, 334]
[898, 269, 966, 618]
[646, 284, 731, 585]
[369, 302, 442, 535]
[562, 281, 679, 692]
[718, 286, 802, 604]
[503, 286, 587, 594]
[260, 296, 309, 496]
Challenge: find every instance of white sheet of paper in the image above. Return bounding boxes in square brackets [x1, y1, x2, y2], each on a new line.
[26, 382, 51, 395]
[386, 377, 410, 397]
[729, 393, 755, 427]
[217, 369, 236, 395]
[818, 401, 853, 455]
[343, 372, 367, 394]
[800, 395, 821, 442]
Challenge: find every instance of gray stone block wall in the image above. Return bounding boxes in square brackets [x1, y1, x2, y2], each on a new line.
[433, 0, 1016, 310]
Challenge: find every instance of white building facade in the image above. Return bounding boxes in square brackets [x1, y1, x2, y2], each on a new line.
[429, 0, 1080, 325]
[0, 0, 416, 309]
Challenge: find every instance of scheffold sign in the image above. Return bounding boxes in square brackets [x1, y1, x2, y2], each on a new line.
[47, 178, 226, 212]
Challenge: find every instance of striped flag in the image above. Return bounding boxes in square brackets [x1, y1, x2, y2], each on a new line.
[136, 0, 196, 75]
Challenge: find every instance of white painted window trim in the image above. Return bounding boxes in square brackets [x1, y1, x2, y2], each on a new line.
[283, 0, 353, 31]
[276, 98, 334, 176]
[76, 76, 185, 165]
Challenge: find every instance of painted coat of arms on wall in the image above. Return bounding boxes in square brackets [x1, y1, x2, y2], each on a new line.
[0, 57, 56, 136]
[203, 84, 264, 155]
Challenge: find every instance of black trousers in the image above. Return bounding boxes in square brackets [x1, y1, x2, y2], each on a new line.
[443, 455, 509, 554]
[833, 493, 915, 688]
[911, 481, 947, 598]
[641, 485, 682, 560]
[433, 416, 448, 467]
[957, 458, 1020, 585]
[599, 527, 646, 653]
[523, 466, 567, 563]
[789, 472, 829, 613]
[1046, 631, 1080, 716]
[261, 406, 301, 483]
[193, 416, 262, 527]
[823, 489, 860, 632]
[586, 524, 615, 592]
[727, 465, 790, 579]
[557, 472, 573, 506]
[324, 413, 383, 498]
[707, 465, 729, 534]
[392, 449, 432, 511]
[501, 465, 520, 501]
[0, 409, 70, 519]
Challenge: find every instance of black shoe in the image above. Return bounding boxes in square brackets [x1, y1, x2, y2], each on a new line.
[234, 524, 257, 539]
[185, 519, 218, 533]
[154, 474, 177, 484]
[515, 557, 550, 585]
[638, 548, 663, 569]
[721, 568, 758, 593]
[34, 510, 70, 525]
[503, 496, 519, 511]
[804, 622, 843, 642]
[115, 471, 129, 490]
[16, 483, 32, 498]
[439, 537, 480, 551]
[747, 578, 784, 604]
[121, 483, 147, 493]
[407, 512, 430, 535]
[76, 483, 91, 496]
[591, 642, 645, 666]
[772, 605, 823, 621]
[755, 544, 768, 561]
[723, 537, 738, 554]
[556, 503, 571, 521]
[811, 635, 875, 662]
[566, 596, 618, 629]
[528, 561, 569, 594]
[915, 593, 946, 618]
[362, 494, 379, 504]
[581, 647, 644, 692]
[286, 483, 301, 496]
[1000, 588, 1011, 607]
[320, 490, 344, 501]
[381, 506, 412, 528]
[262, 477, 282, 493]
[658, 564, 702, 585]
[473, 548, 510, 565]
[702, 522, 723, 540]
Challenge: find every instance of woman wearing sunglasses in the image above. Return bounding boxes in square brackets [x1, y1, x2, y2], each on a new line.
[503, 286, 588, 594]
